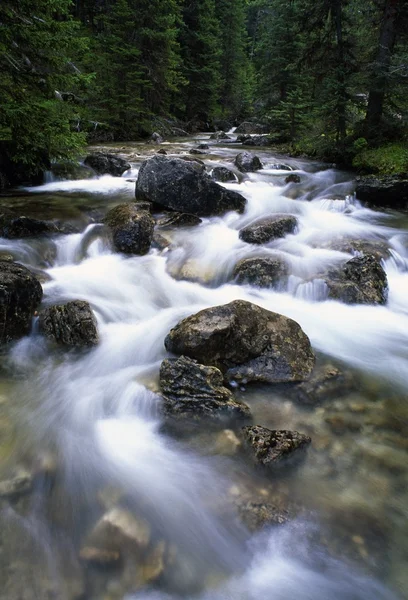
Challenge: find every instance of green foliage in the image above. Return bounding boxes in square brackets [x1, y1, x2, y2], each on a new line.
[352, 143, 408, 174]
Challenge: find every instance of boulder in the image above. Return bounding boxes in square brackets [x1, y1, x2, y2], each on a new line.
[0, 213, 58, 239]
[242, 135, 271, 147]
[149, 132, 164, 144]
[234, 152, 263, 173]
[39, 300, 98, 347]
[285, 174, 301, 184]
[80, 508, 150, 566]
[242, 425, 311, 470]
[211, 166, 236, 183]
[135, 155, 246, 216]
[235, 122, 269, 135]
[164, 300, 315, 384]
[105, 203, 155, 255]
[157, 212, 202, 228]
[84, 152, 131, 176]
[160, 356, 250, 424]
[326, 254, 388, 305]
[0, 261, 43, 344]
[239, 215, 297, 245]
[355, 174, 408, 210]
[209, 131, 230, 140]
[233, 257, 288, 288]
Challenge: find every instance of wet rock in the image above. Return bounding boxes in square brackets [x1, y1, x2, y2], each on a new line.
[149, 132, 164, 144]
[136, 155, 246, 216]
[270, 163, 293, 171]
[0, 213, 58, 238]
[279, 364, 355, 406]
[236, 500, 290, 531]
[0, 469, 33, 498]
[235, 122, 268, 135]
[211, 166, 236, 182]
[80, 508, 150, 566]
[355, 174, 408, 210]
[326, 255, 388, 305]
[157, 148, 167, 155]
[321, 238, 391, 261]
[39, 300, 98, 347]
[0, 261, 43, 344]
[197, 144, 210, 150]
[84, 152, 131, 176]
[164, 299, 315, 384]
[239, 214, 297, 245]
[234, 152, 263, 173]
[189, 148, 206, 155]
[50, 162, 94, 180]
[242, 425, 311, 471]
[209, 131, 230, 140]
[157, 212, 202, 228]
[105, 203, 155, 255]
[160, 356, 250, 424]
[134, 200, 153, 212]
[140, 541, 166, 585]
[286, 173, 301, 184]
[242, 135, 272, 147]
[152, 231, 171, 251]
[233, 256, 288, 288]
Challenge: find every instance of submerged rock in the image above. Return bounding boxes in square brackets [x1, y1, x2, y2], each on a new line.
[234, 152, 263, 173]
[39, 300, 98, 347]
[233, 256, 288, 288]
[136, 155, 246, 216]
[278, 364, 355, 406]
[235, 500, 291, 531]
[160, 356, 250, 424]
[105, 203, 154, 255]
[321, 237, 391, 262]
[0, 213, 58, 239]
[239, 215, 297, 245]
[0, 469, 33, 498]
[211, 166, 236, 182]
[355, 174, 408, 210]
[285, 173, 301, 184]
[242, 425, 311, 470]
[84, 152, 131, 176]
[326, 254, 388, 305]
[0, 261, 43, 344]
[164, 300, 315, 384]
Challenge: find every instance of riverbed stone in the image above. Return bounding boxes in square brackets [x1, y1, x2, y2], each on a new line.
[0, 469, 33, 498]
[84, 152, 131, 176]
[0, 213, 58, 238]
[234, 152, 263, 173]
[164, 300, 315, 384]
[160, 356, 250, 424]
[235, 500, 291, 531]
[0, 261, 43, 344]
[136, 155, 246, 216]
[211, 166, 236, 182]
[355, 174, 408, 210]
[233, 256, 288, 288]
[242, 425, 311, 470]
[39, 300, 98, 347]
[278, 364, 355, 406]
[239, 215, 298, 245]
[326, 254, 388, 305]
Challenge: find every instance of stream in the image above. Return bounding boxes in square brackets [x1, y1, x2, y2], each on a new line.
[0, 134, 408, 600]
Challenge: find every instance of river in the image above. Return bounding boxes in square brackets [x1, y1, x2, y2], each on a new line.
[0, 134, 407, 599]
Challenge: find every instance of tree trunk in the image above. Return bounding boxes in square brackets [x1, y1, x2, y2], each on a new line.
[331, 0, 347, 141]
[365, 0, 401, 129]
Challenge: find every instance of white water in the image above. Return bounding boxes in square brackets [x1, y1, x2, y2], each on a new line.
[6, 139, 408, 599]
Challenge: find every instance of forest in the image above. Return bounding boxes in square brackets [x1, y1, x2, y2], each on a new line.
[0, 0, 407, 186]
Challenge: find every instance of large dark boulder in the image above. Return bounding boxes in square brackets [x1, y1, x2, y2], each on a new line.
[239, 215, 298, 245]
[84, 153, 131, 177]
[242, 425, 311, 471]
[160, 355, 250, 424]
[0, 261, 43, 344]
[211, 166, 236, 183]
[104, 203, 154, 255]
[135, 155, 246, 216]
[326, 254, 388, 305]
[164, 300, 315, 384]
[234, 152, 263, 173]
[235, 122, 269, 135]
[0, 213, 58, 239]
[355, 174, 408, 209]
[242, 135, 272, 147]
[233, 257, 288, 288]
[39, 300, 98, 347]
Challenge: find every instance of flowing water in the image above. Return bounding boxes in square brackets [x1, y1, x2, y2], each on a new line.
[1, 135, 408, 600]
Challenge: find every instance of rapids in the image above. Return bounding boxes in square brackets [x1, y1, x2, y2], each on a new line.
[1, 135, 407, 599]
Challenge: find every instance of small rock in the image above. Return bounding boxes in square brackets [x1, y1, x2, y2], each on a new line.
[286, 174, 301, 184]
[242, 425, 311, 471]
[150, 132, 164, 144]
[0, 470, 33, 498]
[234, 152, 263, 173]
[239, 214, 297, 245]
[157, 148, 167, 155]
[233, 256, 288, 288]
[197, 144, 210, 150]
[39, 300, 98, 347]
[189, 149, 206, 155]
[209, 131, 230, 140]
[236, 500, 290, 531]
[211, 166, 236, 182]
